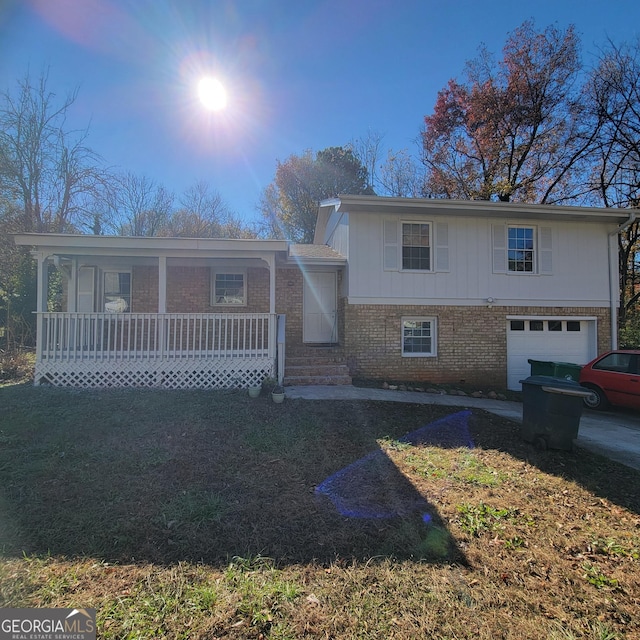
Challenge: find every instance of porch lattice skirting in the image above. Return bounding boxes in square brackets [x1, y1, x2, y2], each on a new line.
[35, 358, 273, 389]
[35, 312, 277, 389]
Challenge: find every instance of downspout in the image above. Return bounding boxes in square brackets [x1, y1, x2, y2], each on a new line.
[609, 211, 637, 349]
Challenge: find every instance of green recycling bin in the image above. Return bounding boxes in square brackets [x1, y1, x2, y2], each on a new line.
[528, 359, 582, 381]
[519, 375, 592, 450]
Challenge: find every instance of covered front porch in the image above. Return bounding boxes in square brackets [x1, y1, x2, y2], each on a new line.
[14, 234, 289, 389]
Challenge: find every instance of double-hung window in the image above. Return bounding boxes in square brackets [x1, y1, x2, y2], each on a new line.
[212, 271, 246, 306]
[384, 219, 448, 272]
[493, 224, 552, 275]
[402, 222, 431, 270]
[402, 317, 437, 357]
[508, 227, 535, 272]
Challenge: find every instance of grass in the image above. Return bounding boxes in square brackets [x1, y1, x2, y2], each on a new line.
[0, 383, 639, 639]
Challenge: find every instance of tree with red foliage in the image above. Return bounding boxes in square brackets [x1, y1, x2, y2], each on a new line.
[422, 21, 595, 203]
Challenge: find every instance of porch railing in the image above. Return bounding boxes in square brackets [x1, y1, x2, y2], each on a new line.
[37, 312, 276, 362]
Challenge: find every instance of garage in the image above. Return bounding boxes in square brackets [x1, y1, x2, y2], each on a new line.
[506, 317, 598, 390]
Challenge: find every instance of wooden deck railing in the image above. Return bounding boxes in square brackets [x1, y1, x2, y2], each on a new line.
[37, 313, 276, 362]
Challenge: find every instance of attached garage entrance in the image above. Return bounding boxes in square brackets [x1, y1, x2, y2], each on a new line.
[506, 317, 597, 390]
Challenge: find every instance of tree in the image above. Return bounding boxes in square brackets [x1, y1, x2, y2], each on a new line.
[0, 70, 106, 347]
[162, 181, 256, 238]
[0, 199, 36, 349]
[0, 70, 105, 233]
[586, 39, 640, 331]
[350, 129, 384, 193]
[259, 146, 372, 243]
[107, 172, 174, 236]
[421, 21, 593, 203]
[380, 148, 425, 197]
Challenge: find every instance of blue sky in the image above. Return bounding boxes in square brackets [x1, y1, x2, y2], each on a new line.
[1, 0, 639, 224]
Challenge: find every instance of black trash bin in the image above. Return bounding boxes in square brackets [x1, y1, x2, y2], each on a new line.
[519, 375, 593, 450]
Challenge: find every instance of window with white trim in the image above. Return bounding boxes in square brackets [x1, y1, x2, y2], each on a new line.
[103, 271, 131, 313]
[402, 317, 437, 357]
[402, 222, 431, 270]
[508, 226, 535, 272]
[212, 271, 246, 306]
[384, 219, 448, 272]
[493, 224, 553, 275]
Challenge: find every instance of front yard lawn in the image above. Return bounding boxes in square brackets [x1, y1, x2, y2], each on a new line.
[0, 384, 638, 639]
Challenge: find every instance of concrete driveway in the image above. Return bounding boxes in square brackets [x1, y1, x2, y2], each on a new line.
[285, 385, 640, 472]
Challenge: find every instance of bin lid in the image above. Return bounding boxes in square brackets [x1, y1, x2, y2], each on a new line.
[519, 375, 593, 397]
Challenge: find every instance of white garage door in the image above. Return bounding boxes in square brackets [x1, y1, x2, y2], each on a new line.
[506, 318, 596, 390]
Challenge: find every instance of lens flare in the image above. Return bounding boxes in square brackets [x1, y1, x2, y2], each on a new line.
[198, 77, 227, 111]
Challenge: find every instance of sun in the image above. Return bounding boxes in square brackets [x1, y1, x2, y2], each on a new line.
[197, 77, 227, 111]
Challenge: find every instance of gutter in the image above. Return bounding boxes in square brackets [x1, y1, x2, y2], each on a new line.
[609, 211, 637, 349]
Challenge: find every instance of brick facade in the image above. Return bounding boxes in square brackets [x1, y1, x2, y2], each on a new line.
[130, 264, 612, 387]
[130, 266, 271, 313]
[342, 303, 611, 387]
[275, 266, 304, 350]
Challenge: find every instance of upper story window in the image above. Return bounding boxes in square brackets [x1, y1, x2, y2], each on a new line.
[104, 271, 131, 313]
[402, 222, 431, 271]
[212, 271, 246, 306]
[508, 227, 534, 272]
[384, 219, 448, 272]
[493, 223, 552, 275]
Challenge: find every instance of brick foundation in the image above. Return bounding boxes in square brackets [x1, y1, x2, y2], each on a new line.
[342, 303, 611, 387]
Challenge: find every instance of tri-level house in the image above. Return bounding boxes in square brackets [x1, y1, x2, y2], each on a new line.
[14, 196, 633, 391]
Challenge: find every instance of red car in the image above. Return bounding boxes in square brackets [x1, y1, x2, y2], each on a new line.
[579, 350, 640, 410]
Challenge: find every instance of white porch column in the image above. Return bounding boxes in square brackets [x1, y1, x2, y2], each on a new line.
[68, 258, 77, 312]
[35, 252, 48, 314]
[158, 255, 167, 313]
[266, 254, 276, 314]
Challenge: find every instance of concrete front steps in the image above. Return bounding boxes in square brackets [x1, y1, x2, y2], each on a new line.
[283, 351, 352, 386]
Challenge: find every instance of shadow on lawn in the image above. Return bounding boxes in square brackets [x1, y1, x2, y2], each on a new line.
[3, 386, 636, 568]
[0, 387, 469, 567]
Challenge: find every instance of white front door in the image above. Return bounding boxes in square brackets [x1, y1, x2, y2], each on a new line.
[303, 272, 337, 343]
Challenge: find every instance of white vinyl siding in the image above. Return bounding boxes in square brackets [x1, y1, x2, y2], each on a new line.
[350, 214, 609, 305]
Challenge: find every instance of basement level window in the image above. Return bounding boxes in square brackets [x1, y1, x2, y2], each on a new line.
[402, 317, 437, 357]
